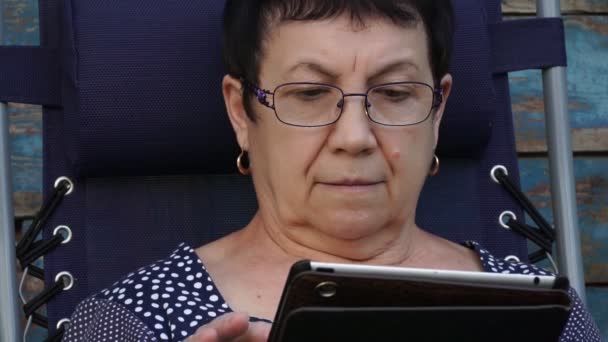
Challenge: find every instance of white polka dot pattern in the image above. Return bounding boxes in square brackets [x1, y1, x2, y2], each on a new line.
[63, 243, 243, 341]
[62, 242, 602, 341]
[467, 241, 602, 342]
[62, 296, 158, 341]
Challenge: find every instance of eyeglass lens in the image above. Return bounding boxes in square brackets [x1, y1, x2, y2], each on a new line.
[273, 83, 434, 126]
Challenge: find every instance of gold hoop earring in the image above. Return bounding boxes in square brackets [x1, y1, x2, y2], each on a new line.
[237, 149, 250, 175]
[429, 155, 440, 176]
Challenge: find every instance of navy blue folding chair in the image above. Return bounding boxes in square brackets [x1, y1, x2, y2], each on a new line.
[0, 0, 580, 340]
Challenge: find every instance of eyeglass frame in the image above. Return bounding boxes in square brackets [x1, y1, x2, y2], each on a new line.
[240, 78, 444, 127]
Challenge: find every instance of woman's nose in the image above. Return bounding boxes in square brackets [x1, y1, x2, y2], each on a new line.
[328, 95, 378, 156]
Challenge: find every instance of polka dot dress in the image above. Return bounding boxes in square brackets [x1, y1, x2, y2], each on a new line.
[63, 242, 602, 341]
[466, 241, 602, 342]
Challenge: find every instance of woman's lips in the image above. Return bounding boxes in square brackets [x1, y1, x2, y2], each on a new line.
[317, 181, 384, 193]
[323, 181, 382, 186]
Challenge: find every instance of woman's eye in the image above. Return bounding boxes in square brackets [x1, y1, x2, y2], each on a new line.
[379, 89, 411, 100]
[295, 88, 329, 99]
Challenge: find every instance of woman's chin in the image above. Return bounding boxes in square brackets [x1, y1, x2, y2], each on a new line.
[314, 211, 390, 241]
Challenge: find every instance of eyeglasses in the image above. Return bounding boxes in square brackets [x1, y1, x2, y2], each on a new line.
[242, 79, 443, 127]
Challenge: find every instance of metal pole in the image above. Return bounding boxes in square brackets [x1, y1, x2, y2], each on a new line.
[0, 0, 24, 340]
[0, 104, 21, 342]
[537, 0, 587, 304]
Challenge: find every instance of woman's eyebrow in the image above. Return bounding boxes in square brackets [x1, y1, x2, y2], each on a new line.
[285, 60, 419, 83]
[369, 60, 420, 83]
[286, 61, 340, 81]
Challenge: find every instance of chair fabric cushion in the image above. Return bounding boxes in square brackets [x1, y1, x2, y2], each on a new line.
[61, 0, 494, 177]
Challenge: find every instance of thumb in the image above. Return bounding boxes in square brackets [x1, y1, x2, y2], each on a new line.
[209, 312, 251, 339]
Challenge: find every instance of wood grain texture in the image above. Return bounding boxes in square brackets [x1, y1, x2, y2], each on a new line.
[587, 287, 608, 339]
[2, 0, 39, 45]
[9, 104, 42, 216]
[502, 0, 608, 14]
[3, 0, 42, 216]
[519, 157, 608, 284]
[510, 16, 608, 153]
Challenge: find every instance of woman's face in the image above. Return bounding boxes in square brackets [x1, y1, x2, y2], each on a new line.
[225, 15, 452, 245]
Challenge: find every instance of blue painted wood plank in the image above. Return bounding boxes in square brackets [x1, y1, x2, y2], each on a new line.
[519, 157, 608, 283]
[1, 0, 39, 45]
[9, 104, 41, 193]
[8, 103, 42, 216]
[510, 16, 608, 152]
[587, 287, 608, 340]
[3, 0, 42, 216]
[503, 0, 608, 13]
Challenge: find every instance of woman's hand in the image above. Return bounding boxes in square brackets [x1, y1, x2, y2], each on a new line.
[185, 312, 271, 342]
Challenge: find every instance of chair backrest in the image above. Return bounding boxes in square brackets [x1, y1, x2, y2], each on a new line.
[0, 0, 567, 336]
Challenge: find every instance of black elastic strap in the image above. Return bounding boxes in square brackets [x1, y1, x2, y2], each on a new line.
[23, 280, 65, 317]
[14, 215, 36, 231]
[46, 328, 64, 342]
[15, 179, 72, 335]
[507, 218, 553, 253]
[529, 249, 548, 264]
[32, 312, 49, 329]
[28, 265, 45, 280]
[16, 180, 70, 259]
[495, 169, 555, 240]
[19, 235, 65, 268]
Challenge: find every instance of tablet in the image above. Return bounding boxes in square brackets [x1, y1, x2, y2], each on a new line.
[308, 260, 558, 288]
[268, 260, 571, 342]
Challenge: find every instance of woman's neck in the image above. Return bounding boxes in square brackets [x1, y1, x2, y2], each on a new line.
[238, 212, 432, 268]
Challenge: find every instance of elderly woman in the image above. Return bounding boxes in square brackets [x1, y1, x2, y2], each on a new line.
[63, 0, 601, 341]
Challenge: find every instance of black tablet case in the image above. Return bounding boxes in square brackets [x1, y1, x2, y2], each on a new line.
[269, 271, 572, 341]
[280, 305, 569, 341]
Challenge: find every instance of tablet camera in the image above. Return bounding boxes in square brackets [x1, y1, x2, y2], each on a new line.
[315, 281, 338, 298]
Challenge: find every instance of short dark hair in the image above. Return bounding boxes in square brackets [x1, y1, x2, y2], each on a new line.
[222, 0, 455, 119]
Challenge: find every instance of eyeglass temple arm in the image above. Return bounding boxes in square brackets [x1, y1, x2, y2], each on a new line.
[239, 78, 274, 109]
[433, 87, 444, 108]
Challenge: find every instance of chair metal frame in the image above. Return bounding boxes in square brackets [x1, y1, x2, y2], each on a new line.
[1, 0, 25, 339]
[0, 0, 586, 340]
[537, 0, 586, 305]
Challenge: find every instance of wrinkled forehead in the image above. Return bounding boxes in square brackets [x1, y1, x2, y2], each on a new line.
[252, 2, 430, 79]
[260, 0, 422, 31]
[259, 16, 431, 85]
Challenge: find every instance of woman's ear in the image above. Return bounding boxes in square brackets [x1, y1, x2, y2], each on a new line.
[432, 73, 453, 150]
[222, 75, 251, 150]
